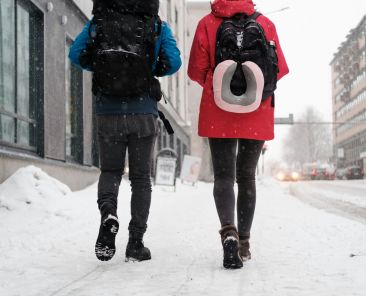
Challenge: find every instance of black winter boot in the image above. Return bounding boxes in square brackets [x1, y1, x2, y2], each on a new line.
[125, 232, 151, 262]
[95, 214, 119, 261]
[219, 225, 243, 269]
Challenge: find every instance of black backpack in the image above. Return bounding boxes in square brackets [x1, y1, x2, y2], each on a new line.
[90, 0, 161, 97]
[215, 12, 279, 100]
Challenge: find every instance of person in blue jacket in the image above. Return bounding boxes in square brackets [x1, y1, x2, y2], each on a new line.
[69, 0, 181, 263]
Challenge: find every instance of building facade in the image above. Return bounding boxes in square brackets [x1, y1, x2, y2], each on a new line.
[186, 0, 213, 181]
[155, 0, 191, 175]
[0, 0, 97, 190]
[0, 0, 190, 188]
[331, 16, 366, 172]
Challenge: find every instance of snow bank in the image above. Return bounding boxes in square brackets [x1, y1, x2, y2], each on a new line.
[0, 166, 71, 211]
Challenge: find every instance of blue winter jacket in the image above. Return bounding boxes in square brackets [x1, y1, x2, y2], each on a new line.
[69, 19, 182, 116]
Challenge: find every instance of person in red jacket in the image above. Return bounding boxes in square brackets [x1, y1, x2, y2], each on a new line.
[188, 0, 289, 269]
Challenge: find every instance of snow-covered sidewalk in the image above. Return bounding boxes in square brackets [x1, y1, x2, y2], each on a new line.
[0, 166, 365, 296]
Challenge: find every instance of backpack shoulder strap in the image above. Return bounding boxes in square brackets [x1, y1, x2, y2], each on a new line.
[155, 16, 162, 37]
[248, 12, 268, 46]
[248, 11, 262, 21]
[88, 18, 96, 39]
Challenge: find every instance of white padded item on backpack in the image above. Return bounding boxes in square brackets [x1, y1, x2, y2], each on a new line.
[213, 60, 264, 113]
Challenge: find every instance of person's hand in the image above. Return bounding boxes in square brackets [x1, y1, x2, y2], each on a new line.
[154, 49, 171, 77]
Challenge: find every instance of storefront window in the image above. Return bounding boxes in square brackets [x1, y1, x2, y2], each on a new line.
[0, 0, 43, 151]
[0, 0, 16, 142]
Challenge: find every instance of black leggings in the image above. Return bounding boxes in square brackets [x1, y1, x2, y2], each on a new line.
[209, 138, 264, 238]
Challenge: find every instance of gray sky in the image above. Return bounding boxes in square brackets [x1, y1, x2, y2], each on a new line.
[188, 0, 366, 162]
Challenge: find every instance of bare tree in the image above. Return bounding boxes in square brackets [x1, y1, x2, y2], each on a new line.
[283, 106, 332, 164]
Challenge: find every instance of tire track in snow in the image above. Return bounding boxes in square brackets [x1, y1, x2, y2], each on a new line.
[47, 265, 102, 296]
[289, 183, 366, 225]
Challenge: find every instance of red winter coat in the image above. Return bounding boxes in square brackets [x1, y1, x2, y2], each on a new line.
[188, 0, 289, 140]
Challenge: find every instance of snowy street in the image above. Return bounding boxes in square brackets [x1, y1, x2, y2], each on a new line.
[0, 167, 366, 296]
[289, 180, 366, 225]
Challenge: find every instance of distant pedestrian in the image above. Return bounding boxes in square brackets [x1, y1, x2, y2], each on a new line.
[69, 0, 181, 262]
[188, 0, 289, 269]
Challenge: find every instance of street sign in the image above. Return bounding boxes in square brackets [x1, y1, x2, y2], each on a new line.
[274, 114, 294, 125]
[155, 156, 177, 187]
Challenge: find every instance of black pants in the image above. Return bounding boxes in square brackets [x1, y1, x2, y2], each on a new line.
[209, 138, 264, 238]
[97, 114, 158, 235]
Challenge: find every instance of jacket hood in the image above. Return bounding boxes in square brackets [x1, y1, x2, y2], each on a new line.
[211, 0, 255, 18]
[93, 0, 160, 15]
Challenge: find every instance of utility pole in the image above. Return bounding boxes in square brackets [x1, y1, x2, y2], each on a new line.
[256, 115, 294, 176]
[257, 144, 268, 176]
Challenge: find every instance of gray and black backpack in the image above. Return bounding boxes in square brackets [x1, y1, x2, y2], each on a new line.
[215, 12, 279, 100]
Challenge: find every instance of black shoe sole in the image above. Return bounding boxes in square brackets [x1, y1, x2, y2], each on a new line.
[95, 217, 119, 261]
[223, 238, 243, 269]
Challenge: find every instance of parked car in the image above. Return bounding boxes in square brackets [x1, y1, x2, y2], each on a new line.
[344, 166, 364, 180]
[302, 163, 317, 180]
[310, 164, 336, 180]
[335, 168, 347, 180]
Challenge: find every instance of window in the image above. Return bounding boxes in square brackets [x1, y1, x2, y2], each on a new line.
[183, 143, 188, 156]
[169, 134, 174, 149]
[176, 138, 181, 173]
[65, 37, 83, 163]
[175, 7, 179, 40]
[0, 0, 43, 151]
[176, 74, 180, 115]
[168, 76, 174, 107]
[167, 0, 172, 24]
[163, 129, 167, 148]
[157, 121, 163, 151]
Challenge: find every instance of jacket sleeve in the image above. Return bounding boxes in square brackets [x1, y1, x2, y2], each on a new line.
[153, 22, 182, 77]
[187, 19, 210, 87]
[68, 20, 94, 72]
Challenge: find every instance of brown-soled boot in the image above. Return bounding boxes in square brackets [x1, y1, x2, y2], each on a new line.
[239, 238, 252, 262]
[219, 225, 243, 269]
